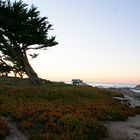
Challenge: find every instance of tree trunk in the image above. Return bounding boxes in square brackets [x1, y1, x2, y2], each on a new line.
[23, 53, 42, 85]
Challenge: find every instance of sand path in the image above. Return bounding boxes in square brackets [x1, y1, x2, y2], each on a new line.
[103, 88, 140, 140]
[3, 117, 28, 140]
[103, 115, 140, 140]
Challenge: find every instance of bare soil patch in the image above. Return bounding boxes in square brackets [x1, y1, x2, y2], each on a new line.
[3, 117, 28, 140]
[103, 115, 140, 140]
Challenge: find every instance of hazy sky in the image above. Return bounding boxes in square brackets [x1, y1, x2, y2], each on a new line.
[15, 0, 140, 84]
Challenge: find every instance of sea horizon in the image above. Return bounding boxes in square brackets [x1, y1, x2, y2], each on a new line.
[87, 82, 136, 88]
[65, 81, 136, 88]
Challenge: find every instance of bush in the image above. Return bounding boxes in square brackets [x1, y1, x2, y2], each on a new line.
[105, 109, 127, 121]
[30, 115, 107, 140]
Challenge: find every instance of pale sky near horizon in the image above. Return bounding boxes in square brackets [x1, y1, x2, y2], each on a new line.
[13, 0, 140, 84]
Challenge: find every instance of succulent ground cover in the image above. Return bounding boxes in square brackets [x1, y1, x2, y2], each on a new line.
[0, 77, 139, 140]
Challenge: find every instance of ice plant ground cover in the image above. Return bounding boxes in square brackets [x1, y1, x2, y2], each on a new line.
[0, 77, 140, 140]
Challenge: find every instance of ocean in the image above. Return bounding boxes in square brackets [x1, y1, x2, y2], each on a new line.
[65, 81, 136, 89]
[87, 82, 136, 89]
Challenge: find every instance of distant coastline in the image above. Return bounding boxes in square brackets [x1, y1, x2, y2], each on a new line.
[87, 82, 136, 88]
[65, 81, 136, 88]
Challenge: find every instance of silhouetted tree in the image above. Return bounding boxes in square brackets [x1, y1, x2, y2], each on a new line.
[2, 55, 26, 78]
[0, 55, 12, 76]
[0, 0, 58, 84]
[0, 62, 11, 77]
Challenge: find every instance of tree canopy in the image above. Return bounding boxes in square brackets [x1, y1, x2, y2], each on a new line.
[0, 0, 58, 84]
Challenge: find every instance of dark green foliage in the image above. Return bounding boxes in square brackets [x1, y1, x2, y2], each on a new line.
[0, 0, 57, 48]
[105, 108, 128, 121]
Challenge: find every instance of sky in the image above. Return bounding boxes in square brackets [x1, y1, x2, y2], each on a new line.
[13, 0, 140, 84]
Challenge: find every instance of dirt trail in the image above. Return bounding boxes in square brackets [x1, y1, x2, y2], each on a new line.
[103, 115, 140, 140]
[3, 117, 28, 140]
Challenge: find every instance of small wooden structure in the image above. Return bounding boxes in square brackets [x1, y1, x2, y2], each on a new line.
[72, 79, 83, 85]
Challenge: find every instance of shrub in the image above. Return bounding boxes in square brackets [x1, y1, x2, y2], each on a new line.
[30, 115, 107, 140]
[19, 120, 36, 132]
[105, 109, 127, 121]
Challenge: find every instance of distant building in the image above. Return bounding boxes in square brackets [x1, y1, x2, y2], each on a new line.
[72, 79, 83, 85]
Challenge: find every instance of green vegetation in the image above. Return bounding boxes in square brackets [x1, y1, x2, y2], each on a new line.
[0, 77, 138, 140]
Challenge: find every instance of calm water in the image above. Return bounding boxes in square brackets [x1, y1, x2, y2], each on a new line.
[87, 82, 136, 88]
[65, 81, 136, 88]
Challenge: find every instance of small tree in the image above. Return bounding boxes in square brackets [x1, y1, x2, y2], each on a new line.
[0, 0, 58, 84]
